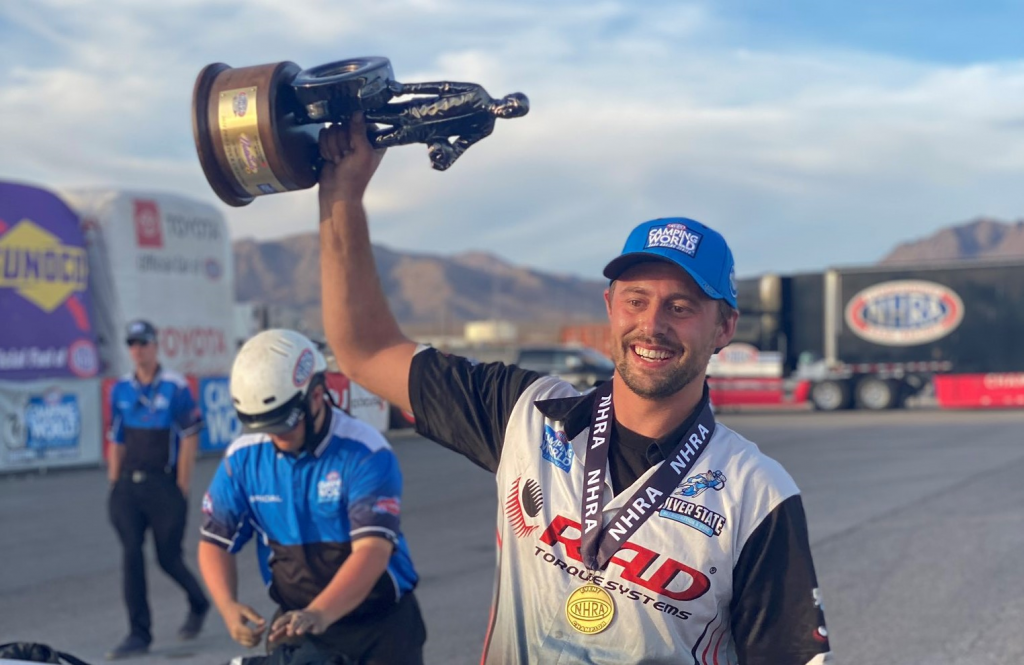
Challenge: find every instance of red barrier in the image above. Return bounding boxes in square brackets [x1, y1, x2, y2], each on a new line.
[935, 373, 1024, 409]
[708, 377, 811, 407]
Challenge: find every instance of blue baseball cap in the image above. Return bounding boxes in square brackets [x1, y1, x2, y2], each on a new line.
[125, 319, 158, 345]
[603, 217, 738, 309]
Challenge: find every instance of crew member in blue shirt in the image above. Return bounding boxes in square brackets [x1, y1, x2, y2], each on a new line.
[106, 319, 210, 659]
[198, 329, 426, 664]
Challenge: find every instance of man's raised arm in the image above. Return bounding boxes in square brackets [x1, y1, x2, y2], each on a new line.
[318, 112, 418, 413]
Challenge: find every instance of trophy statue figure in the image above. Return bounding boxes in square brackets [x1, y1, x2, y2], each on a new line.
[192, 57, 529, 207]
[365, 82, 529, 171]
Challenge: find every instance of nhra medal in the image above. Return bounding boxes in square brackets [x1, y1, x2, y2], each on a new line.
[565, 584, 615, 635]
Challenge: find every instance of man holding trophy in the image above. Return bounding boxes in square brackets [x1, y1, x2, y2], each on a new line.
[192, 55, 830, 663]
[313, 113, 832, 663]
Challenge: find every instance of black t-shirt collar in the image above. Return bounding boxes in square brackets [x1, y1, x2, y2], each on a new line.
[535, 381, 712, 464]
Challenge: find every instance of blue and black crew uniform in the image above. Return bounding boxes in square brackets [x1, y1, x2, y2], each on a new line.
[107, 366, 209, 644]
[201, 406, 426, 663]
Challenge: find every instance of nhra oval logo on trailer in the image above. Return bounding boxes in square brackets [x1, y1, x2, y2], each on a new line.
[717, 343, 759, 364]
[845, 280, 964, 346]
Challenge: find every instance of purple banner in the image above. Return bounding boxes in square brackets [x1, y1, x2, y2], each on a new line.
[0, 181, 99, 380]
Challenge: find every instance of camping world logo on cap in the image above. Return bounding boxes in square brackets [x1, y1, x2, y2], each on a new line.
[845, 280, 964, 346]
[645, 222, 703, 258]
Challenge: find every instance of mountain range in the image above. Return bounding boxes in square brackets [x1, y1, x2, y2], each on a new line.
[234, 217, 1024, 335]
[880, 217, 1024, 264]
[233, 234, 608, 336]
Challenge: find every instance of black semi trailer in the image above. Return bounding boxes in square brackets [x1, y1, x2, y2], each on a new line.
[730, 259, 1024, 410]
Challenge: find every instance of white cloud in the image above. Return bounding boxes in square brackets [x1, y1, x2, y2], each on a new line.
[1, 1, 1022, 281]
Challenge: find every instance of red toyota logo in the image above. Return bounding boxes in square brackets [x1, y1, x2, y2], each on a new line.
[133, 200, 163, 248]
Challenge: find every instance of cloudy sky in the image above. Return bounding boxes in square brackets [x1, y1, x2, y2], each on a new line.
[1, 0, 1022, 279]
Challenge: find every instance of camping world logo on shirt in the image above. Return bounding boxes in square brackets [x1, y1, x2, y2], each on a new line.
[317, 470, 341, 503]
[845, 280, 964, 346]
[541, 426, 574, 473]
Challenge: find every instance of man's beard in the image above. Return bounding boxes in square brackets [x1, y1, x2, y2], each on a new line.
[614, 337, 712, 400]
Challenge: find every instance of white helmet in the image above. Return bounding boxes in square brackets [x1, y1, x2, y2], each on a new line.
[231, 329, 328, 434]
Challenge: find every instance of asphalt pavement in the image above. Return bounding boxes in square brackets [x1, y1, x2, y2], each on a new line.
[3, 408, 1024, 665]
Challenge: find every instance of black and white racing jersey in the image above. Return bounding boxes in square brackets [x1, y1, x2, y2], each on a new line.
[410, 347, 831, 665]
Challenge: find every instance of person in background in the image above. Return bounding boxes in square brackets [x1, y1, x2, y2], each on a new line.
[106, 319, 209, 659]
[198, 329, 425, 664]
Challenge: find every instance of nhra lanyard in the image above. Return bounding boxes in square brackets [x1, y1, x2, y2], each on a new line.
[133, 370, 162, 411]
[580, 380, 716, 571]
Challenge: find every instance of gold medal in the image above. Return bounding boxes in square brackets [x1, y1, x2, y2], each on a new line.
[565, 584, 615, 635]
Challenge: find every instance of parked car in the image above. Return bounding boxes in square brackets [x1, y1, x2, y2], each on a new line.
[514, 345, 614, 392]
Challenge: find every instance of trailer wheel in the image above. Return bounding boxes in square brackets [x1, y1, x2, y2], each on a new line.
[810, 380, 850, 411]
[854, 377, 898, 410]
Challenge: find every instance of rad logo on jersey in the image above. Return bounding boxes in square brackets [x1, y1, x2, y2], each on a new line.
[540, 514, 711, 603]
[541, 426, 574, 473]
[202, 492, 214, 515]
[506, 476, 545, 538]
[644, 223, 703, 258]
[317, 470, 341, 503]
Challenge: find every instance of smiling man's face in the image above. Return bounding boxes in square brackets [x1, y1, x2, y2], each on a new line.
[604, 261, 734, 401]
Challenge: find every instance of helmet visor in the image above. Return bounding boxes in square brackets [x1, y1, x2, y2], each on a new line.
[236, 393, 305, 435]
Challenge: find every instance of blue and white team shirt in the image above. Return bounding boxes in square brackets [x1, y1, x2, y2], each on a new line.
[200, 407, 419, 619]
[108, 367, 203, 473]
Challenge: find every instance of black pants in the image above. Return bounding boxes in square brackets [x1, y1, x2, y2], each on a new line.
[108, 472, 209, 642]
[269, 592, 426, 665]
